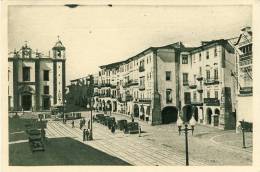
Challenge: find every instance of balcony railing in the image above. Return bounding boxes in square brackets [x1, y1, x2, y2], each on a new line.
[138, 98, 152, 104]
[204, 78, 219, 85]
[125, 79, 139, 87]
[189, 82, 197, 89]
[204, 98, 220, 106]
[183, 81, 189, 86]
[197, 87, 203, 93]
[126, 95, 133, 102]
[196, 75, 203, 81]
[191, 101, 203, 106]
[139, 66, 145, 72]
[139, 85, 145, 91]
[239, 87, 253, 95]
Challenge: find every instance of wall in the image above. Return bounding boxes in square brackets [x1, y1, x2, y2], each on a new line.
[157, 49, 177, 109]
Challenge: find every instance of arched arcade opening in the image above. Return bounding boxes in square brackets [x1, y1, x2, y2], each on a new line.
[161, 106, 178, 124]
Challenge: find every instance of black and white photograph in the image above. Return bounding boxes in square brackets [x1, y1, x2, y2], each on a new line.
[1, 0, 260, 170]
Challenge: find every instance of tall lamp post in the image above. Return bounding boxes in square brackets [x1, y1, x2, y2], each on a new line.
[239, 120, 246, 148]
[177, 105, 196, 166]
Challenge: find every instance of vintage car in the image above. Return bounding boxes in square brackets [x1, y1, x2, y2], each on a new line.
[125, 122, 139, 134]
[117, 119, 128, 131]
[95, 113, 105, 123]
[102, 116, 110, 126]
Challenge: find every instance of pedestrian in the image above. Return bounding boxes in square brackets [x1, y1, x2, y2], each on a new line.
[83, 129, 86, 141]
[138, 126, 142, 137]
[41, 128, 46, 142]
[131, 116, 134, 122]
[80, 119, 83, 130]
[111, 122, 115, 134]
[86, 129, 90, 141]
[71, 120, 74, 128]
[83, 118, 86, 126]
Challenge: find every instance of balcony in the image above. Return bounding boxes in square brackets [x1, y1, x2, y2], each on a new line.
[126, 95, 133, 102]
[189, 82, 197, 89]
[197, 87, 203, 93]
[183, 81, 189, 86]
[239, 87, 252, 95]
[191, 101, 203, 106]
[204, 98, 220, 106]
[138, 98, 152, 104]
[125, 79, 139, 87]
[139, 66, 145, 72]
[139, 85, 145, 91]
[196, 75, 203, 81]
[204, 78, 219, 85]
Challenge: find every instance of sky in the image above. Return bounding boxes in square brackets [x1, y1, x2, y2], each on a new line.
[8, 5, 252, 85]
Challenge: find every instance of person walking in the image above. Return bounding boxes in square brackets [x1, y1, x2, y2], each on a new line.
[111, 122, 116, 134]
[80, 119, 83, 130]
[71, 120, 74, 128]
[82, 118, 86, 126]
[86, 129, 90, 141]
[83, 129, 86, 141]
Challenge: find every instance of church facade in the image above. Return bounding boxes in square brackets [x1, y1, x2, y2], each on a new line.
[8, 39, 66, 112]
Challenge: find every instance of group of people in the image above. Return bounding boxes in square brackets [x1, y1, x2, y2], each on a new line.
[79, 118, 86, 129]
[83, 128, 91, 141]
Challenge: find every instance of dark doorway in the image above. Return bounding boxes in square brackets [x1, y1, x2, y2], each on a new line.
[161, 106, 178, 124]
[22, 94, 32, 111]
[134, 104, 139, 117]
[43, 97, 50, 110]
[140, 105, 145, 120]
[113, 101, 117, 112]
[207, 108, 212, 124]
[214, 108, 220, 126]
[194, 107, 199, 121]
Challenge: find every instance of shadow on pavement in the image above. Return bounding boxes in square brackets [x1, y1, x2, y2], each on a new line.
[9, 137, 131, 166]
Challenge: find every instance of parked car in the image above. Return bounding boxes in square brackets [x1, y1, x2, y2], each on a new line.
[103, 116, 110, 126]
[125, 122, 139, 134]
[95, 114, 104, 123]
[117, 119, 127, 131]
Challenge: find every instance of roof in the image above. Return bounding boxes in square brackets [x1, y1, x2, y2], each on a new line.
[99, 41, 195, 69]
[190, 39, 234, 54]
[52, 40, 66, 50]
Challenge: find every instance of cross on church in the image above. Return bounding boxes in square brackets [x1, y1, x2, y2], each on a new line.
[57, 35, 60, 41]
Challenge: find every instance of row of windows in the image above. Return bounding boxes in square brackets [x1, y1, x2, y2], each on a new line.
[102, 55, 153, 75]
[182, 47, 218, 64]
[181, 69, 219, 84]
[22, 67, 49, 82]
[239, 44, 252, 54]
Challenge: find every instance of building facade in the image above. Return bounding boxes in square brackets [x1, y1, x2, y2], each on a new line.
[8, 39, 66, 112]
[233, 27, 253, 130]
[179, 40, 237, 129]
[89, 39, 237, 129]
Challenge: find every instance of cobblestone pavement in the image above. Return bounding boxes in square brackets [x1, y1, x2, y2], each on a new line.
[46, 111, 252, 166]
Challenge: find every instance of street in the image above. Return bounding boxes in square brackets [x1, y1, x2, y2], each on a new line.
[45, 111, 252, 165]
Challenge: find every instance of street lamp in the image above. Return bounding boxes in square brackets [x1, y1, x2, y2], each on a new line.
[239, 119, 247, 149]
[87, 97, 94, 140]
[177, 112, 196, 166]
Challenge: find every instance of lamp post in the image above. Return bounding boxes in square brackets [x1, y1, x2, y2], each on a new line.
[177, 116, 196, 166]
[239, 120, 246, 148]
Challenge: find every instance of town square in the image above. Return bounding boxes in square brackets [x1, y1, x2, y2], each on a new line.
[4, 3, 255, 167]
